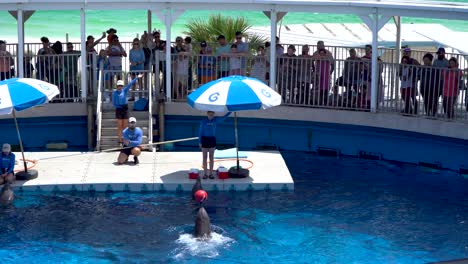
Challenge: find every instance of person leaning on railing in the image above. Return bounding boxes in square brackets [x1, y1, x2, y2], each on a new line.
[250, 45, 268, 84]
[129, 38, 145, 101]
[442, 57, 463, 119]
[86, 32, 106, 95]
[197, 41, 216, 86]
[419, 53, 441, 117]
[333, 48, 361, 107]
[63, 42, 81, 100]
[399, 55, 419, 115]
[277, 45, 298, 104]
[0, 40, 14, 81]
[36, 37, 55, 82]
[215, 35, 231, 78]
[314, 49, 333, 106]
[106, 34, 127, 89]
[297, 45, 313, 105]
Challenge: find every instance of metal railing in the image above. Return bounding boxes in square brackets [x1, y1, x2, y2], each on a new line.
[3, 41, 468, 124]
[7, 41, 467, 67]
[379, 62, 468, 120]
[151, 52, 467, 121]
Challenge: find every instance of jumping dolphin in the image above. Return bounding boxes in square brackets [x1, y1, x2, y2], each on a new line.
[191, 176, 203, 200]
[0, 183, 14, 206]
[194, 206, 211, 239]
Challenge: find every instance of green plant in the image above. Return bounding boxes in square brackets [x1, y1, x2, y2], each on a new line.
[184, 14, 268, 53]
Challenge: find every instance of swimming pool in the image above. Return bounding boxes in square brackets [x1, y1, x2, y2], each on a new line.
[1, 151, 467, 263]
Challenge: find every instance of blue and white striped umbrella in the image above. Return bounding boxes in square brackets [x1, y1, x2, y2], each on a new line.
[187, 75, 281, 112]
[0, 78, 59, 115]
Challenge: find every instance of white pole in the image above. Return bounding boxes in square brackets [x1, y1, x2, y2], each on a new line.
[66, 33, 69, 43]
[270, 10, 277, 91]
[17, 8, 24, 78]
[370, 8, 379, 112]
[395, 16, 401, 98]
[165, 8, 172, 102]
[395, 16, 401, 65]
[80, 8, 87, 100]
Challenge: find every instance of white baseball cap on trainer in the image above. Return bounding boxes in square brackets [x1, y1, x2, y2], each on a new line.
[129, 117, 137, 123]
[116, 80, 124, 86]
[2, 143, 11, 152]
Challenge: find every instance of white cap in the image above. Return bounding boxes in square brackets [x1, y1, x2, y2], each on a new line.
[2, 143, 11, 152]
[116, 80, 124, 86]
[129, 117, 137, 123]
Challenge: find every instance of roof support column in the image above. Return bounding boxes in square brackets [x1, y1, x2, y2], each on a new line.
[370, 11, 379, 113]
[264, 10, 286, 91]
[360, 9, 390, 112]
[147, 10, 152, 34]
[17, 7, 24, 78]
[269, 10, 277, 91]
[164, 9, 172, 102]
[154, 8, 184, 102]
[10, 9, 35, 78]
[394, 16, 401, 100]
[80, 7, 87, 100]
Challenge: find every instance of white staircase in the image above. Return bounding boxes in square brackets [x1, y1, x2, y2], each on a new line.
[98, 103, 151, 151]
[95, 69, 154, 152]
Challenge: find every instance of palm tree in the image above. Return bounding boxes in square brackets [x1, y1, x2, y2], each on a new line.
[184, 14, 267, 52]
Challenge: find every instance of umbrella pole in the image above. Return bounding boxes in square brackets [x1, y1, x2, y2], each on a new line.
[234, 112, 239, 170]
[12, 110, 28, 172]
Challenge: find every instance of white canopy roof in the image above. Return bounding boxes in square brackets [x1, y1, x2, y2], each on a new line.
[414, 30, 468, 55]
[0, 0, 467, 21]
[250, 23, 454, 48]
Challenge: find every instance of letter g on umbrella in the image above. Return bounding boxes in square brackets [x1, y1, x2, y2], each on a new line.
[208, 92, 219, 102]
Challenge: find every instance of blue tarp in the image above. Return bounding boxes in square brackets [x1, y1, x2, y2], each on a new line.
[214, 148, 248, 159]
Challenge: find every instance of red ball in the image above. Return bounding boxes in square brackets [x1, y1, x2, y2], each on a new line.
[195, 190, 208, 203]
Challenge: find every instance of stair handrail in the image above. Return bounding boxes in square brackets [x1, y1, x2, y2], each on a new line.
[148, 69, 154, 151]
[95, 63, 104, 151]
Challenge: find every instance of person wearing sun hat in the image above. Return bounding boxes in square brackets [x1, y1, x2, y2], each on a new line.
[106, 28, 117, 43]
[117, 117, 143, 165]
[198, 41, 216, 85]
[0, 144, 15, 185]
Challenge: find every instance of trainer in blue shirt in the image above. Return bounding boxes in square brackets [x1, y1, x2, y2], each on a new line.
[199, 111, 231, 179]
[1, 143, 15, 185]
[113, 73, 143, 145]
[117, 117, 144, 165]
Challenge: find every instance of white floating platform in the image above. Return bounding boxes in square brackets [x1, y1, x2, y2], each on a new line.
[11, 151, 294, 192]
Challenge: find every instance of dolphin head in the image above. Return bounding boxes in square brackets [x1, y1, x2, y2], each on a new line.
[0, 183, 14, 206]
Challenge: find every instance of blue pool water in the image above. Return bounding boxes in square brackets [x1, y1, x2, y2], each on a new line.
[1, 151, 467, 263]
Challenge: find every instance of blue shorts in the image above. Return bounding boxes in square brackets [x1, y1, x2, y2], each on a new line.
[201, 136, 216, 149]
[1, 168, 13, 175]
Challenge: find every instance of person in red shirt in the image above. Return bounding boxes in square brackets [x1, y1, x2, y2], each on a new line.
[442, 57, 462, 119]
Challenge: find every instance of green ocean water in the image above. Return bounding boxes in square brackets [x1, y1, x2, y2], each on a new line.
[0, 5, 467, 42]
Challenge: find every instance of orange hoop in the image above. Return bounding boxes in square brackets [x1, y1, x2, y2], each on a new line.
[14, 159, 38, 173]
[212, 158, 254, 170]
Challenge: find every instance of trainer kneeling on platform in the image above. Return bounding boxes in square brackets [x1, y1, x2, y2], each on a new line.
[0, 144, 15, 185]
[117, 117, 143, 165]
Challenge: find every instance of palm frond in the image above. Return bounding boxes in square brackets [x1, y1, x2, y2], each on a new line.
[184, 13, 267, 52]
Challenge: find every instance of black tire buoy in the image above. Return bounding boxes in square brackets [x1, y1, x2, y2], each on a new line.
[15, 169, 39, 181]
[228, 167, 249, 178]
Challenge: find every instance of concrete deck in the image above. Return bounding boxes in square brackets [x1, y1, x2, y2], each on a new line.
[11, 151, 294, 192]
